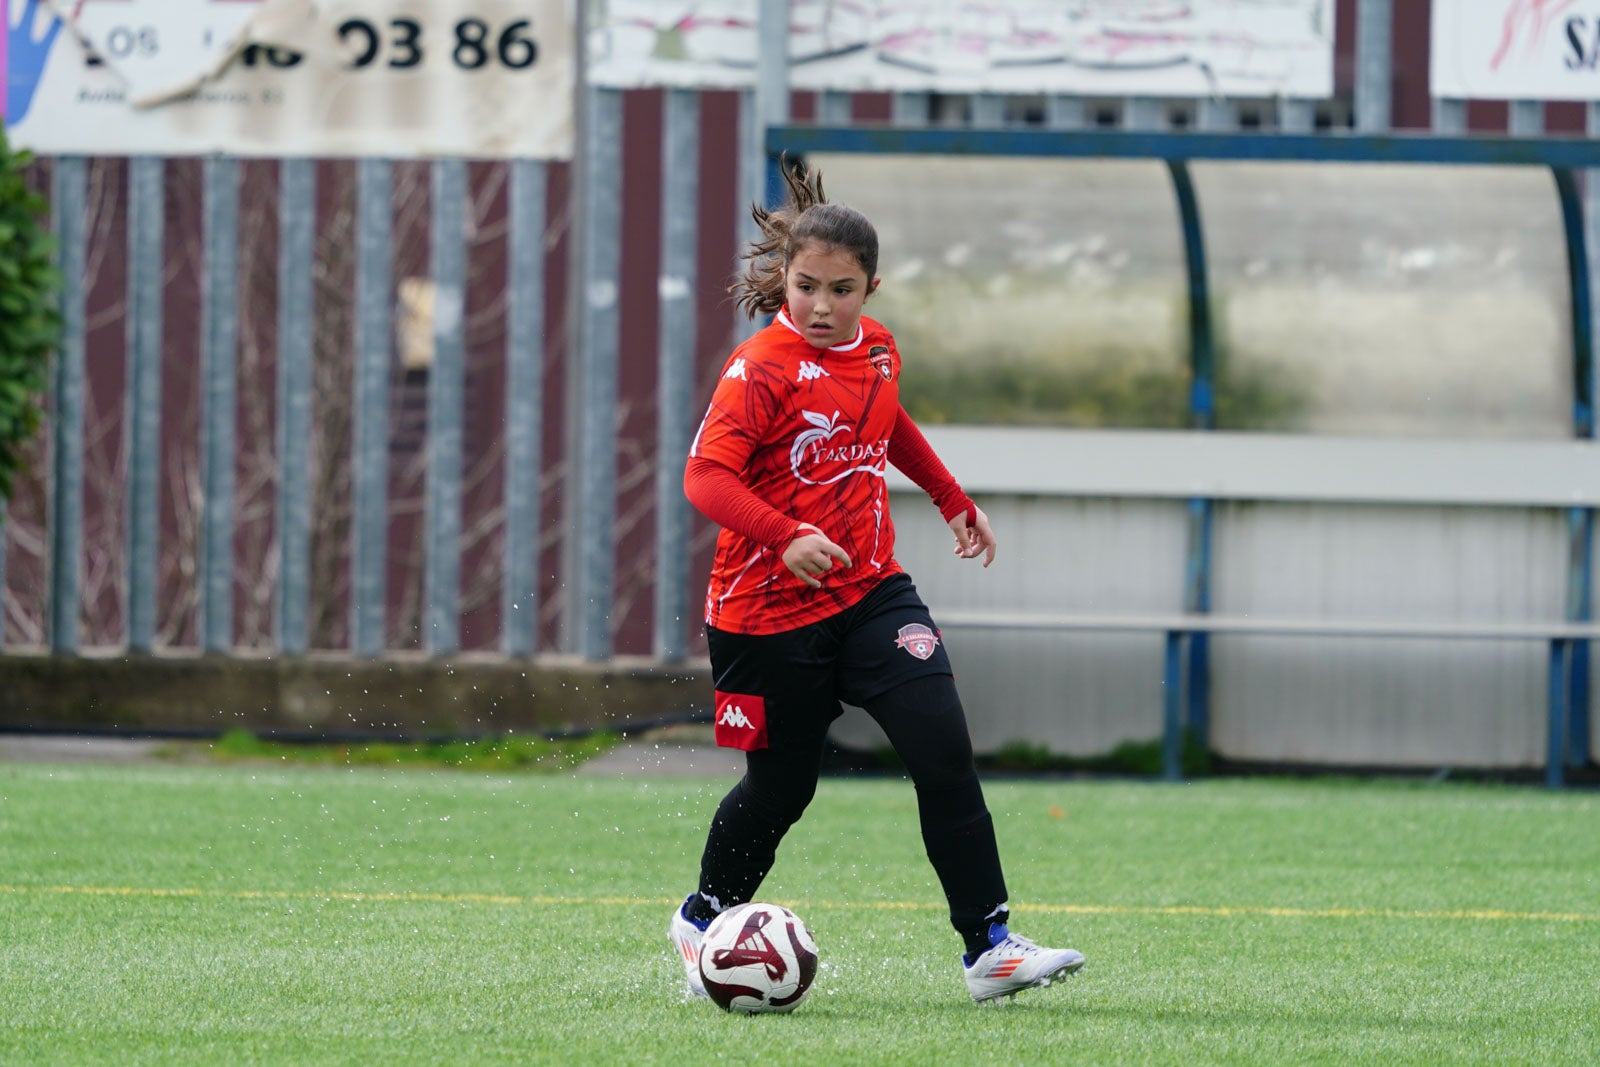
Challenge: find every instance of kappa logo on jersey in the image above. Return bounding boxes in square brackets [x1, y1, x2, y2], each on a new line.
[894, 623, 940, 661]
[713, 690, 768, 751]
[723, 359, 748, 381]
[797, 361, 830, 383]
[868, 345, 894, 382]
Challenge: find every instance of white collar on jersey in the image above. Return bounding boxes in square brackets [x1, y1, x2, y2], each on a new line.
[776, 308, 865, 353]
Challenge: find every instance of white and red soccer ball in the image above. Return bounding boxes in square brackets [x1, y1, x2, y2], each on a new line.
[698, 902, 819, 1013]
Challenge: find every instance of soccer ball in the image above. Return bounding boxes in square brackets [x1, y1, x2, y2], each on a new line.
[698, 901, 819, 1013]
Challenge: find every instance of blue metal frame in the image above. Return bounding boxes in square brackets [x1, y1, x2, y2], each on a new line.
[1552, 168, 1597, 784]
[1167, 161, 1215, 771]
[769, 126, 1600, 168]
[770, 125, 1600, 785]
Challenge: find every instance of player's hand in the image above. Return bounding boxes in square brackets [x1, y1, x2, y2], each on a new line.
[949, 505, 997, 567]
[783, 523, 852, 589]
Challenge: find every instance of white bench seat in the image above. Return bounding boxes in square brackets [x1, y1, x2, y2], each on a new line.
[934, 610, 1600, 786]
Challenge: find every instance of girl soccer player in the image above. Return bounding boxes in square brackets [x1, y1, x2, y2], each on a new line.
[668, 159, 1084, 1005]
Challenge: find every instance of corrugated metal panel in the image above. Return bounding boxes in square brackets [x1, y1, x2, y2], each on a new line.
[1210, 503, 1565, 767]
[837, 492, 1578, 768]
[831, 494, 1187, 756]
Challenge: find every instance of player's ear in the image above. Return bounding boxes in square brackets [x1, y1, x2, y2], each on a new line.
[867, 276, 881, 299]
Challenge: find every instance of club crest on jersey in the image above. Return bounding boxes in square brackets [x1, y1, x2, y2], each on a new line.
[868, 345, 894, 382]
[894, 623, 940, 661]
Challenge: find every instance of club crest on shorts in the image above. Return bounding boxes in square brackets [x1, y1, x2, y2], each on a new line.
[894, 623, 939, 660]
[868, 345, 894, 382]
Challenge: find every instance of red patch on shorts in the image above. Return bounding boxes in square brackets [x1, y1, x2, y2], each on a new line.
[713, 691, 768, 750]
[894, 623, 940, 661]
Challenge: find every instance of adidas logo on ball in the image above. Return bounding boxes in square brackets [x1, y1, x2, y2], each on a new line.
[698, 902, 819, 1013]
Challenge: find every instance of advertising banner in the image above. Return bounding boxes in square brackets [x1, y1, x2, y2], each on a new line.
[3, 0, 573, 159]
[1432, 0, 1600, 101]
[590, 0, 1333, 99]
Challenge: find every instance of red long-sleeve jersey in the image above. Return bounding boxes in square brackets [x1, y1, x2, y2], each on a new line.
[687, 310, 970, 634]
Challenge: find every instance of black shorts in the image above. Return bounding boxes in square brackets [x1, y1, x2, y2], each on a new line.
[705, 573, 952, 752]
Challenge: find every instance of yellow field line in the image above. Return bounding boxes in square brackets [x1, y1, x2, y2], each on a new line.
[0, 884, 1591, 924]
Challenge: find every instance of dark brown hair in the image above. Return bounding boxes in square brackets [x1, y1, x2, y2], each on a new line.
[730, 155, 880, 319]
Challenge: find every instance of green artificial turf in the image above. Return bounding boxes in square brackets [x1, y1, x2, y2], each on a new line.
[2, 762, 1596, 1065]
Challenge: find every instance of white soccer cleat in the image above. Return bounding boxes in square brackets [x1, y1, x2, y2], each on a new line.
[963, 926, 1085, 1004]
[669, 896, 711, 999]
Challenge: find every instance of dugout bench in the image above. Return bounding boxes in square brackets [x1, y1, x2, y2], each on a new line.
[778, 125, 1600, 788]
[935, 609, 1600, 787]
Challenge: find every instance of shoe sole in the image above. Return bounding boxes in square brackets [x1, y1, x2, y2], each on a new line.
[971, 957, 1085, 1004]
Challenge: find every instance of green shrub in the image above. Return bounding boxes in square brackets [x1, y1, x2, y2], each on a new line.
[0, 129, 59, 499]
[202, 728, 622, 772]
[875, 276, 1308, 430]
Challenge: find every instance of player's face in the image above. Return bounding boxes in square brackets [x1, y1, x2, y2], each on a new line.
[784, 243, 878, 350]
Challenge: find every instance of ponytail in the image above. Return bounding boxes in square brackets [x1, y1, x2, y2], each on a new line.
[730, 155, 879, 320]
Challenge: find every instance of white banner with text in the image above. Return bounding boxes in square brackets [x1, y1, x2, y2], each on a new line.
[3, 0, 573, 159]
[589, 0, 1333, 99]
[1432, 0, 1600, 101]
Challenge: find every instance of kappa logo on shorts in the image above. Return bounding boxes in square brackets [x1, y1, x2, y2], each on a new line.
[713, 690, 768, 751]
[717, 705, 755, 729]
[894, 623, 940, 661]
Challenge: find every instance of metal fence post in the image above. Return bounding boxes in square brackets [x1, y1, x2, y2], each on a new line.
[425, 158, 467, 656]
[200, 156, 240, 654]
[275, 158, 315, 655]
[502, 159, 547, 658]
[49, 157, 87, 655]
[351, 159, 393, 658]
[127, 156, 164, 652]
[654, 90, 701, 662]
[574, 88, 623, 661]
[1355, 0, 1393, 132]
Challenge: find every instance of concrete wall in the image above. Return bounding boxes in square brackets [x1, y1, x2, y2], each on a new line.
[0, 652, 710, 739]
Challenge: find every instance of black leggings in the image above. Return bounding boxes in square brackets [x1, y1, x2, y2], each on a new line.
[693, 673, 1009, 942]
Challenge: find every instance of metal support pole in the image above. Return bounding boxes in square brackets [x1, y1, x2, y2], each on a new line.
[49, 158, 86, 655]
[1547, 640, 1569, 788]
[502, 160, 547, 658]
[892, 92, 928, 127]
[200, 156, 240, 654]
[425, 158, 467, 656]
[127, 156, 164, 652]
[351, 159, 393, 658]
[574, 88, 623, 661]
[1276, 98, 1313, 133]
[1555, 164, 1596, 767]
[1354, 0, 1392, 132]
[971, 94, 1006, 127]
[654, 90, 701, 662]
[1124, 97, 1164, 131]
[1432, 98, 1467, 136]
[1199, 98, 1235, 133]
[738, 0, 790, 296]
[1509, 100, 1543, 137]
[817, 91, 851, 125]
[1045, 96, 1085, 130]
[1168, 159, 1216, 756]
[275, 158, 315, 655]
[1163, 631, 1183, 782]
